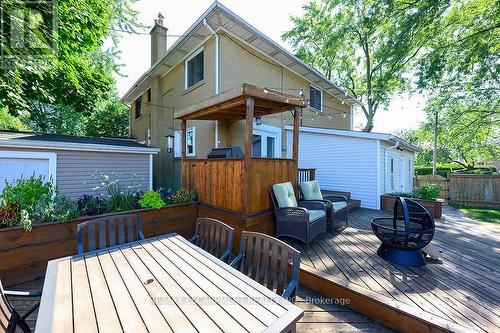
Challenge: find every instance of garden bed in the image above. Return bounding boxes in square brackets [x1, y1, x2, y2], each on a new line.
[0, 203, 198, 287]
[380, 194, 443, 218]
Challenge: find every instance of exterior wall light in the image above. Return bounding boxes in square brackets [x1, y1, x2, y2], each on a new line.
[256, 116, 262, 126]
[166, 134, 174, 153]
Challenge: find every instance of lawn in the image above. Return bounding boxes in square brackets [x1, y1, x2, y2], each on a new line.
[458, 207, 500, 224]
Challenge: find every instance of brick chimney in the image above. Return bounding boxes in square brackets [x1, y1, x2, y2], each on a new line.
[150, 12, 168, 66]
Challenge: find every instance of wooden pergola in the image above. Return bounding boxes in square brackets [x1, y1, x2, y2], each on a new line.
[175, 83, 307, 238]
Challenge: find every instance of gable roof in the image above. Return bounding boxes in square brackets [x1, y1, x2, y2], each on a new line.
[0, 130, 160, 154]
[284, 126, 419, 152]
[122, 2, 360, 106]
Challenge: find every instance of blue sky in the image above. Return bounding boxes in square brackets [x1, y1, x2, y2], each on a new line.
[113, 0, 427, 133]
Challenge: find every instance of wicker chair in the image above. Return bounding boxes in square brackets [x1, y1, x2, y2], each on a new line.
[371, 197, 435, 266]
[269, 182, 327, 247]
[230, 231, 301, 301]
[189, 218, 234, 262]
[299, 180, 348, 231]
[77, 215, 145, 254]
[1, 278, 41, 333]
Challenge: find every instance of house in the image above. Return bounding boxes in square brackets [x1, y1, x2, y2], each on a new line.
[0, 131, 159, 199]
[122, 2, 359, 187]
[286, 126, 419, 209]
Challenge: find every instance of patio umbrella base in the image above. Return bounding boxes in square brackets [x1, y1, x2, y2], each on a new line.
[377, 244, 426, 267]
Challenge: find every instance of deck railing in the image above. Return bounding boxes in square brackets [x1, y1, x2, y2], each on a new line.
[298, 168, 316, 183]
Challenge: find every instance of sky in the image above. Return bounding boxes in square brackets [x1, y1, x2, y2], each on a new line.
[113, 0, 427, 134]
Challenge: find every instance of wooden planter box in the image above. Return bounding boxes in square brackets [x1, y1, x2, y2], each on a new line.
[0, 203, 198, 287]
[380, 195, 443, 219]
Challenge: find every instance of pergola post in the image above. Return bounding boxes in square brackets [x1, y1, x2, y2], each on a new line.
[243, 97, 254, 215]
[293, 107, 300, 162]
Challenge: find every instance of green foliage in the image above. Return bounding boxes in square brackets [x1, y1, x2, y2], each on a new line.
[413, 184, 442, 201]
[283, 0, 446, 131]
[76, 194, 105, 216]
[0, 176, 56, 230]
[415, 164, 497, 177]
[170, 188, 197, 205]
[0, 107, 29, 131]
[85, 95, 129, 137]
[139, 191, 166, 209]
[93, 172, 142, 213]
[457, 206, 500, 224]
[0, 0, 140, 132]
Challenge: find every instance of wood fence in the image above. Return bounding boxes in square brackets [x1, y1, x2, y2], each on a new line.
[414, 173, 499, 208]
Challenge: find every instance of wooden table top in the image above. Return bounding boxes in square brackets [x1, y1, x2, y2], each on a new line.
[35, 233, 303, 333]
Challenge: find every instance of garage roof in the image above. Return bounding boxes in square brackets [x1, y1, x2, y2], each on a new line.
[0, 131, 160, 154]
[285, 126, 420, 152]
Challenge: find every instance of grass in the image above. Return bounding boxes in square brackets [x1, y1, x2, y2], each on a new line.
[458, 206, 500, 224]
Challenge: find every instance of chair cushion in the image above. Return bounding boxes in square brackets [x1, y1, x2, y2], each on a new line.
[300, 180, 323, 200]
[309, 209, 326, 222]
[332, 201, 348, 212]
[272, 182, 298, 208]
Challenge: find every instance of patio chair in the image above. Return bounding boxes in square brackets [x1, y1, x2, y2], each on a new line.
[371, 197, 435, 266]
[1, 278, 41, 333]
[189, 218, 235, 262]
[77, 215, 145, 254]
[269, 182, 327, 247]
[299, 180, 349, 231]
[230, 231, 301, 301]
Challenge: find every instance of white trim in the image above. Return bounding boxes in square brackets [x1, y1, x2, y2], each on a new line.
[349, 106, 354, 130]
[375, 140, 381, 209]
[0, 151, 57, 187]
[149, 154, 153, 190]
[0, 139, 160, 154]
[309, 85, 323, 112]
[160, 36, 211, 80]
[184, 46, 204, 90]
[186, 127, 196, 157]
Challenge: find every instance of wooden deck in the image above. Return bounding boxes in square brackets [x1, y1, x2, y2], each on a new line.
[10, 279, 391, 333]
[288, 207, 500, 333]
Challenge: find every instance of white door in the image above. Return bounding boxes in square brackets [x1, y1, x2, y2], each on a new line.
[252, 124, 281, 158]
[0, 151, 56, 194]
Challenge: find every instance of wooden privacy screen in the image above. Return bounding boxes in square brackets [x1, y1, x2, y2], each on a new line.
[183, 158, 296, 214]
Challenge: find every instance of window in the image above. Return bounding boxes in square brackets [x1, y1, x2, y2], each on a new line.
[186, 127, 195, 157]
[390, 158, 395, 190]
[135, 96, 142, 118]
[174, 131, 181, 157]
[146, 88, 151, 103]
[252, 124, 281, 158]
[309, 86, 322, 111]
[185, 48, 204, 89]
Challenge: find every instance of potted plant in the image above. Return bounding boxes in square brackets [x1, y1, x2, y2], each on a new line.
[381, 184, 444, 218]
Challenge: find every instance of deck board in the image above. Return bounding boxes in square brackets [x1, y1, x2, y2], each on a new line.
[290, 208, 500, 333]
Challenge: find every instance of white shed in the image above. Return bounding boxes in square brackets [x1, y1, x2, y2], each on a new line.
[286, 126, 418, 209]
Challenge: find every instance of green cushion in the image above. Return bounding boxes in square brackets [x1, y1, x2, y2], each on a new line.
[300, 180, 323, 200]
[332, 201, 348, 212]
[309, 210, 326, 222]
[272, 182, 298, 208]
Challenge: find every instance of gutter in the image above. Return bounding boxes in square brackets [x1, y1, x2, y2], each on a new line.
[203, 18, 220, 148]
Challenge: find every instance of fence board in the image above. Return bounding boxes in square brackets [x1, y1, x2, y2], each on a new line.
[448, 174, 499, 208]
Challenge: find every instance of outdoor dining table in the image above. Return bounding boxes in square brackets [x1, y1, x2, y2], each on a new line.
[34, 233, 303, 333]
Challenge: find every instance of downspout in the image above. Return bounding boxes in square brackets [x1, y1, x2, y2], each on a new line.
[203, 19, 220, 148]
[385, 141, 400, 193]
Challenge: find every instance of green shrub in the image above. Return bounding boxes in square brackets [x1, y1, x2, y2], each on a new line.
[139, 191, 166, 209]
[53, 195, 80, 222]
[1, 176, 56, 230]
[413, 184, 442, 200]
[93, 172, 142, 213]
[415, 164, 498, 177]
[170, 187, 197, 205]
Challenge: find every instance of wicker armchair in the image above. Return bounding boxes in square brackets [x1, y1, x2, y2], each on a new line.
[299, 180, 348, 231]
[269, 182, 327, 247]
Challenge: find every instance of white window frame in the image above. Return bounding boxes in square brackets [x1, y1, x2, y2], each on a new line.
[174, 130, 182, 158]
[0, 151, 57, 186]
[184, 47, 204, 89]
[186, 127, 196, 157]
[309, 85, 323, 112]
[252, 124, 282, 158]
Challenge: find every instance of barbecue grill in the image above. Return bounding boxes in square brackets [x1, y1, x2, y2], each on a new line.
[207, 147, 244, 159]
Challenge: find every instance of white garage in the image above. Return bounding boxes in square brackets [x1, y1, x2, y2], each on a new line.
[286, 126, 418, 209]
[0, 131, 159, 200]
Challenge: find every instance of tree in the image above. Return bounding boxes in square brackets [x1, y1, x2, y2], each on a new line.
[283, 0, 447, 131]
[0, 107, 28, 131]
[0, 0, 139, 118]
[85, 96, 129, 137]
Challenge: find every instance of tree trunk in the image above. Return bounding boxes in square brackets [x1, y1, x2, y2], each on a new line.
[363, 113, 374, 132]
